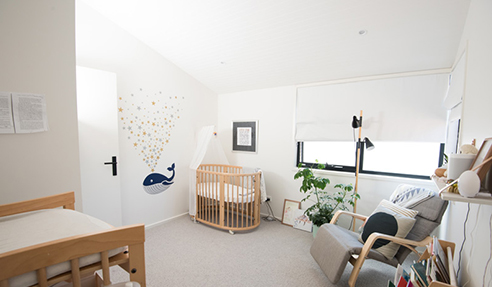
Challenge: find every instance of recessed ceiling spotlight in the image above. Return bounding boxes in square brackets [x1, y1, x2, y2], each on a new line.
[359, 30, 367, 36]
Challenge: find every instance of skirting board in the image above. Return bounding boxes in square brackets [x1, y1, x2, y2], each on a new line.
[146, 212, 281, 230]
[145, 212, 189, 229]
[260, 212, 281, 221]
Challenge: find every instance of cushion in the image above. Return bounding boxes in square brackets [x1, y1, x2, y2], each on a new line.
[358, 200, 418, 231]
[359, 201, 416, 259]
[380, 199, 419, 218]
[408, 194, 446, 222]
[389, 184, 434, 208]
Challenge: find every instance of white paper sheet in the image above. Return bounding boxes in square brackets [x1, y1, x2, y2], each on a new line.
[0, 92, 15, 134]
[12, 93, 49, 133]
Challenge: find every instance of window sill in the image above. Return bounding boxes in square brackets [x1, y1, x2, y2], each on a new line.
[294, 167, 433, 186]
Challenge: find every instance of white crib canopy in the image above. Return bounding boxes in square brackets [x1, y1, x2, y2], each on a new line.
[188, 126, 229, 216]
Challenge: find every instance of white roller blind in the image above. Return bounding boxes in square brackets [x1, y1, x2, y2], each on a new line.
[295, 74, 448, 142]
[443, 52, 466, 109]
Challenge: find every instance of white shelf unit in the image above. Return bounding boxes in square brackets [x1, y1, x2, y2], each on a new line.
[430, 175, 492, 206]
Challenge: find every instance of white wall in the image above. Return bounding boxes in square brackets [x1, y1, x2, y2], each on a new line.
[76, 2, 217, 225]
[0, 1, 82, 209]
[218, 1, 492, 285]
[218, 86, 436, 223]
[444, 0, 492, 286]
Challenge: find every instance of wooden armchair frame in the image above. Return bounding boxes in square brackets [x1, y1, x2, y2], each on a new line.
[0, 192, 146, 287]
[330, 210, 433, 287]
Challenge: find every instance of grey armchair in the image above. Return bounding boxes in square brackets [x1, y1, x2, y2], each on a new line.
[310, 186, 448, 287]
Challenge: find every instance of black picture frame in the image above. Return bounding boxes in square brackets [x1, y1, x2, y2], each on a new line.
[232, 121, 258, 153]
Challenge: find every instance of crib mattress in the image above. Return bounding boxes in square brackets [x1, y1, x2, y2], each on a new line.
[0, 209, 125, 287]
[197, 183, 256, 203]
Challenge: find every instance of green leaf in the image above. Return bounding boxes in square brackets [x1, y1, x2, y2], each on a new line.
[294, 160, 360, 225]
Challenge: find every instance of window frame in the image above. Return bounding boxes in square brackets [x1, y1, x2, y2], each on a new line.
[296, 142, 445, 180]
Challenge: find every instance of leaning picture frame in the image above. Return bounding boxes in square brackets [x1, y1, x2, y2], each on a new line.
[470, 137, 492, 181]
[232, 121, 258, 153]
[281, 199, 301, 226]
[293, 208, 313, 232]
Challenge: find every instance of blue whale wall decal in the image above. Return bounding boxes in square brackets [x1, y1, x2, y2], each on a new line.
[142, 163, 175, 194]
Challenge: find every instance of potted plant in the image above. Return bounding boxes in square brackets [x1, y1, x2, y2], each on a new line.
[294, 162, 360, 237]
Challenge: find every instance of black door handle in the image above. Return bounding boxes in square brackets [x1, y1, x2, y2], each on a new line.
[104, 156, 118, 176]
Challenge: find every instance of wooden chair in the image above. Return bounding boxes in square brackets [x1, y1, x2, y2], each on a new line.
[310, 186, 448, 287]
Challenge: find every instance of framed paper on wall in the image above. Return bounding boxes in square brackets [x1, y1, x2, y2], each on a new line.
[470, 137, 492, 181]
[281, 199, 301, 226]
[232, 121, 258, 153]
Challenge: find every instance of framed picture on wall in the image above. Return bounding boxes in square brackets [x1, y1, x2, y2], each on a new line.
[470, 137, 492, 181]
[232, 121, 258, 153]
[281, 199, 301, 226]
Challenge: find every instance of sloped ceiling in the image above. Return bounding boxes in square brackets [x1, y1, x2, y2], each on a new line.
[80, 0, 470, 94]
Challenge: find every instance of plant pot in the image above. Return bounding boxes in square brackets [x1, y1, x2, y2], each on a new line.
[312, 224, 320, 238]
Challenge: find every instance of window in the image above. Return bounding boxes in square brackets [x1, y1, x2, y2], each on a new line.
[294, 73, 450, 179]
[297, 141, 444, 179]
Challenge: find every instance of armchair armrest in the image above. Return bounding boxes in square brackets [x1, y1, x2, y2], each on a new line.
[361, 233, 433, 259]
[347, 233, 433, 287]
[330, 210, 368, 225]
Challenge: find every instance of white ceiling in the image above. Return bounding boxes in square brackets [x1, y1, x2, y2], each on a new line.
[80, 0, 471, 94]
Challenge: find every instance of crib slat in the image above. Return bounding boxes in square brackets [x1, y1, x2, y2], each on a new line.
[209, 172, 213, 223]
[248, 175, 252, 227]
[219, 173, 225, 227]
[243, 175, 246, 227]
[201, 171, 204, 221]
[249, 175, 252, 227]
[241, 175, 244, 227]
[37, 268, 48, 287]
[215, 173, 218, 224]
[202, 171, 205, 221]
[197, 172, 201, 221]
[209, 173, 212, 222]
[216, 173, 220, 225]
[203, 171, 206, 222]
[238, 175, 242, 228]
[206, 172, 209, 222]
[195, 170, 198, 218]
[237, 176, 240, 228]
[207, 174, 212, 224]
[255, 173, 261, 225]
[212, 173, 215, 224]
[226, 178, 229, 227]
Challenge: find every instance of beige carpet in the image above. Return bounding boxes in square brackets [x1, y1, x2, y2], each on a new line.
[110, 214, 417, 286]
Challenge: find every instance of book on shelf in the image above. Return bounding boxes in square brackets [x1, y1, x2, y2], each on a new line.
[432, 237, 451, 284]
[393, 238, 457, 287]
[396, 276, 408, 287]
[410, 270, 424, 287]
[411, 261, 429, 287]
[395, 264, 403, 284]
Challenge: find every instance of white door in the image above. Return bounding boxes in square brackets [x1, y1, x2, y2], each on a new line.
[76, 66, 122, 226]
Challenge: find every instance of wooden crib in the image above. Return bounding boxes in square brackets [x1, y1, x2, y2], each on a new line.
[195, 164, 261, 233]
